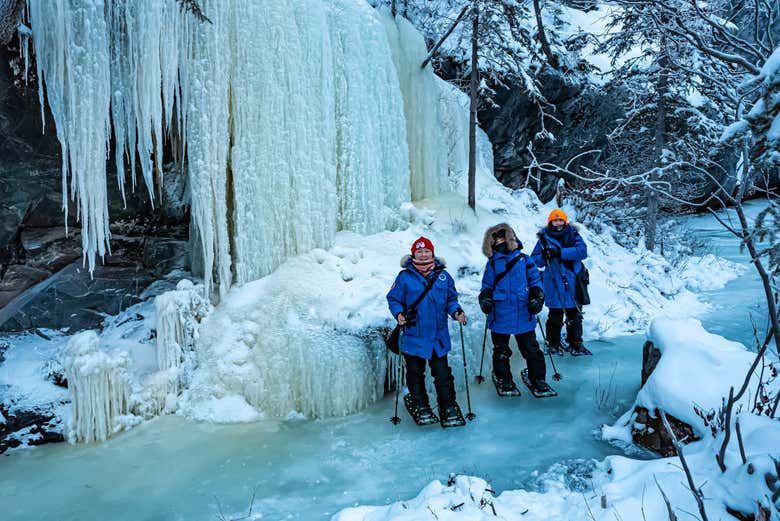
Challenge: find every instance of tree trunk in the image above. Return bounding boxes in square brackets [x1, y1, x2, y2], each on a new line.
[646, 39, 669, 252]
[468, 1, 479, 211]
[533, 0, 559, 69]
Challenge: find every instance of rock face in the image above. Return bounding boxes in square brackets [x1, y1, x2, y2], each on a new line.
[479, 74, 624, 203]
[0, 47, 190, 332]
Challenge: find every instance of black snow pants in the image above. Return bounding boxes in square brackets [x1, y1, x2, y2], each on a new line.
[490, 331, 546, 383]
[546, 308, 583, 346]
[403, 351, 456, 410]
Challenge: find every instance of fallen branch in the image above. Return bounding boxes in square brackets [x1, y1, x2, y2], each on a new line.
[660, 410, 710, 521]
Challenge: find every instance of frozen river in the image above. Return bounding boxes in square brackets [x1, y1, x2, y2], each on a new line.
[0, 202, 769, 520]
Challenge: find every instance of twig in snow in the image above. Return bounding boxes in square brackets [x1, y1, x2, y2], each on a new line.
[653, 476, 678, 521]
[717, 387, 736, 472]
[582, 493, 597, 521]
[736, 417, 747, 465]
[660, 411, 710, 521]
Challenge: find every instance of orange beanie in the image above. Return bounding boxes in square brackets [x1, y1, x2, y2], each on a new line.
[547, 209, 568, 225]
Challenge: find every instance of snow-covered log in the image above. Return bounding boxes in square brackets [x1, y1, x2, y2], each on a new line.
[61, 331, 130, 444]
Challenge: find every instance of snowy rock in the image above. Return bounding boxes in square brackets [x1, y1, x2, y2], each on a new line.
[606, 317, 779, 456]
[61, 331, 131, 443]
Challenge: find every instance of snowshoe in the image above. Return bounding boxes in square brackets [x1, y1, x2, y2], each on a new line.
[520, 369, 558, 398]
[403, 394, 439, 426]
[491, 373, 521, 397]
[439, 403, 466, 428]
[567, 342, 592, 357]
[545, 342, 565, 356]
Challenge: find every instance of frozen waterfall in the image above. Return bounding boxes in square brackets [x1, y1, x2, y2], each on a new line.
[25, 0, 465, 296]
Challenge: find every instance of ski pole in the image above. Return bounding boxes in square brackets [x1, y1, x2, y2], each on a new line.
[390, 328, 404, 425]
[537, 316, 562, 381]
[475, 321, 488, 384]
[459, 322, 476, 421]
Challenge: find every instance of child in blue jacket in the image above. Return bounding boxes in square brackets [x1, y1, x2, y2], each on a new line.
[478, 223, 552, 396]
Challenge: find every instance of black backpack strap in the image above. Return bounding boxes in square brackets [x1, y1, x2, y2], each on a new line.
[405, 269, 440, 314]
[491, 254, 524, 289]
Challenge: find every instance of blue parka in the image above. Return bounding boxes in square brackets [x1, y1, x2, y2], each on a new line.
[386, 256, 462, 359]
[531, 225, 588, 309]
[482, 249, 543, 335]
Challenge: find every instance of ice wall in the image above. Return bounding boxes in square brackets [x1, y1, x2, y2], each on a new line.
[27, 0, 438, 296]
[188, 0, 414, 293]
[61, 331, 130, 443]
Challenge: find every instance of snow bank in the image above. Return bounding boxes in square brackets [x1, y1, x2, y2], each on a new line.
[61, 331, 131, 443]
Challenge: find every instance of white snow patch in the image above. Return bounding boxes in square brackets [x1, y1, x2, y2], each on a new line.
[178, 395, 262, 423]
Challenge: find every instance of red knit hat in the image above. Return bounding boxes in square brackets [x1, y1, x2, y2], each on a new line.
[411, 236, 434, 255]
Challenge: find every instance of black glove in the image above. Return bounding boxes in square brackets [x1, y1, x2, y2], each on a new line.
[528, 286, 545, 315]
[542, 245, 561, 261]
[404, 309, 418, 327]
[478, 288, 494, 314]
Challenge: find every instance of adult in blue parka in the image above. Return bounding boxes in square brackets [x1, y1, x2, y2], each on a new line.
[387, 236, 467, 426]
[477, 223, 552, 396]
[531, 209, 589, 355]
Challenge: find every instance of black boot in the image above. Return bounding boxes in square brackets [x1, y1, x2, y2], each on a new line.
[546, 308, 564, 354]
[490, 338, 521, 397]
[403, 355, 439, 425]
[440, 402, 466, 428]
[565, 309, 591, 356]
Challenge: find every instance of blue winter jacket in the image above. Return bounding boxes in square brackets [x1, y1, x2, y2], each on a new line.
[531, 225, 588, 309]
[482, 250, 543, 335]
[386, 257, 462, 359]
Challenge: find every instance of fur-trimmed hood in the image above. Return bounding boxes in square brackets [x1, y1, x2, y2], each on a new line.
[482, 223, 521, 257]
[401, 255, 447, 268]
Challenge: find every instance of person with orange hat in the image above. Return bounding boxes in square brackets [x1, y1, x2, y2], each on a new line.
[531, 209, 590, 356]
[387, 236, 468, 428]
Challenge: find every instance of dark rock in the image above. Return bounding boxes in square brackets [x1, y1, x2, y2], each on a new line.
[0, 403, 65, 454]
[631, 406, 698, 457]
[143, 237, 190, 275]
[0, 260, 156, 332]
[478, 74, 624, 203]
[0, 264, 50, 307]
[641, 340, 662, 387]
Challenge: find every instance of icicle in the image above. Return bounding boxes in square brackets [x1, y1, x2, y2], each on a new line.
[27, 0, 189, 269]
[155, 280, 211, 394]
[61, 331, 130, 444]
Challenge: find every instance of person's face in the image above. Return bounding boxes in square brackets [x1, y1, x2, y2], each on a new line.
[414, 248, 433, 262]
[492, 230, 507, 246]
[551, 218, 565, 228]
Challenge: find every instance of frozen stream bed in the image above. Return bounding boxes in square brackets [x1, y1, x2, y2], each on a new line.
[0, 202, 769, 521]
[2, 336, 644, 521]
